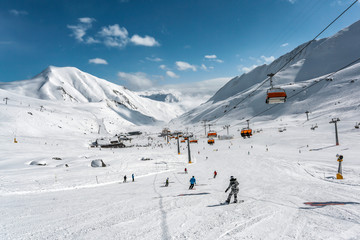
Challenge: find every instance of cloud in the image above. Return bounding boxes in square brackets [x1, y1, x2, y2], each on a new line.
[205, 55, 217, 59]
[130, 35, 160, 47]
[287, 0, 296, 3]
[176, 61, 197, 71]
[146, 57, 163, 62]
[260, 55, 275, 64]
[99, 24, 129, 47]
[68, 20, 159, 49]
[241, 65, 258, 73]
[67, 17, 96, 42]
[204, 54, 224, 63]
[159, 65, 167, 70]
[117, 72, 154, 90]
[166, 71, 179, 78]
[79, 17, 95, 24]
[201, 64, 208, 71]
[89, 58, 108, 65]
[9, 9, 28, 16]
[281, 43, 289, 47]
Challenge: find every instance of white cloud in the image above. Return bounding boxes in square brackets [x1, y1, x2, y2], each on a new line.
[201, 64, 208, 71]
[166, 71, 179, 78]
[89, 58, 108, 65]
[204, 54, 224, 63]
[159, 65, 167, 70]
[240, 65, 258, 73]
[67, 17, 96, 43]
[176, 61, 197, 71]
[68, 20, 159, 49]
[79, 17, 95, 24]
[86, 37, 100, 44]
[100, 24, 128, 38]
[130, 35, 160, 47]
[9, 9, 28, 16]
[261, 55, 275, 64]
[287, 0, 296, 3]
[146, 57, 163, 62]
[99, 24, 129, 48]
[281, 43, 289, 47]
[205, 55, 217, 59]
[117, 72, 154, 90]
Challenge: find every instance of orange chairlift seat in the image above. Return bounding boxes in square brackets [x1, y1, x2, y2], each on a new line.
[265, 73, 287, 104]
[241, 128, 252, 138]
[190, 139, 198, 143]
[207, 139, 215, 145]
[207, 131, 217, 138]
[266, 88, 287, 104]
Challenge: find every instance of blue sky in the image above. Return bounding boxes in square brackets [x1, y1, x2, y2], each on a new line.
[0, 0, 359, 90]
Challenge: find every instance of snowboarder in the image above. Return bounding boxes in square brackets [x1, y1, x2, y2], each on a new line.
[123, 175, 127, 183]
[225, 176, 239, 203]
[132, 173, 135, 182]
[189, 176, 196, 189]
[184, 168, 188, 174]
[213, 170, 217, 178]
[165, 177, 169, 187]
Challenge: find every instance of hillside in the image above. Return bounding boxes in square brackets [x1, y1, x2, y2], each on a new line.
[174, 20, 360, 126]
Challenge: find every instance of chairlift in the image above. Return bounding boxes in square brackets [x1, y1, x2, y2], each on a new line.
[207, 139, 215, 145]
[240, 128, 252, 138]
[207, 131, 217, 138]
[266, 73, 287, 104]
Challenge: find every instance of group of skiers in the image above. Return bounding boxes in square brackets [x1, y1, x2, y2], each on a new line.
[164, 168, 239, 204]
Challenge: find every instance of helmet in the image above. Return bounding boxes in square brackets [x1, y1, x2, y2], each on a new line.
[230, 176, 234, 180]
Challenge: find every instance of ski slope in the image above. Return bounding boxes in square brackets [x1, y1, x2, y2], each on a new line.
[1, 113, 360, 239]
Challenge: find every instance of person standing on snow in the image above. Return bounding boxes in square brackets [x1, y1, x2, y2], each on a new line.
[213, 170, 217, 178]
[132, 173, 135, 182]
[165, 177, 169, 187]
[184, 168, 188, 174]
[123, 175, 127, 183]
[189, 176, 196, 189]
[225, 176, 239, 203]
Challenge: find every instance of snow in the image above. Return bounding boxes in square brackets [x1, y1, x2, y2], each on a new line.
[1, 113, 360, 239]
[1, 19, 360, 240]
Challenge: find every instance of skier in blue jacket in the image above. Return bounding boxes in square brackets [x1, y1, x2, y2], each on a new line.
[189, 176, 196, 189]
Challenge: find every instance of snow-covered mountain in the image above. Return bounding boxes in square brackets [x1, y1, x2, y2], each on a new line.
[175, 20, 360, 125]
[0, 66, 185, 125]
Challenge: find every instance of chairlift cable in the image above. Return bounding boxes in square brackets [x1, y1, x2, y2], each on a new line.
[232, 56, 360, 128]
[208, 0, 358, 126]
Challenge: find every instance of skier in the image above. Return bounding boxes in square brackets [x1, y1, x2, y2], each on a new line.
[165, 177, 169, 187]
[225, 176, 239, 203]
[123, 175, 127, 183]
[213, 170, 217, 178]
[132, 173, 135, 182]
[189, 176, 196, 189]
[184, 168, 188, 174]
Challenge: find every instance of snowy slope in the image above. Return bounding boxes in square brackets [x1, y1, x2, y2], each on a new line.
[1, 110, 360, 239]
[0, 66, 183, 124]
[175, 20, 360, 125]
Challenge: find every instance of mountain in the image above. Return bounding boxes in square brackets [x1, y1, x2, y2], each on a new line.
[0, 66, 184, 125]
[174, 20, 360, 126]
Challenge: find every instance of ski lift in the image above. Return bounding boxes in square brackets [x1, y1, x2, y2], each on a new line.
[207, 131, 217, 138]
[207, 139, 215, 145]
[266, 73, 287, 104]
[241, 128, 252, 138]
[355, 122, 359, 129]
[190, 139, 198, 143]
